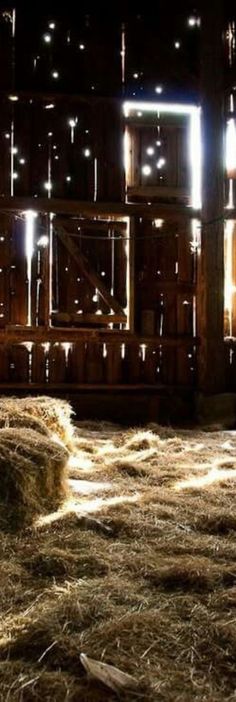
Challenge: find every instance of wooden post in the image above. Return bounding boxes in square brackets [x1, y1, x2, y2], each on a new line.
[198, 0, 225, 392]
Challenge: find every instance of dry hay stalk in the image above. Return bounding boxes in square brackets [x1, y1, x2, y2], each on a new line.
[0, 409, 50, 437]
[0, 396, 74, 447]
[2, 423, 236, 699]
[0, 428, 69, 528]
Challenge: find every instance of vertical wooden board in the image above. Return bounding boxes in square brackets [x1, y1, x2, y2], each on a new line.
[140, 128, 158, 188]
[102, 101, 124, 202]
[9, 217, 27, 325]
[224, 346, 236, 391]
[197, 1, 225, 392]
[224, 346, 232, 391]
[142, 345, 157, 384]
[0, 99, 11, 196]
[36, 244, 48, 327]
[52, 228, 60, 315]
[156, 292, 164, 336]
[31, 344, 46, 383]
[67, 256, 85, 316]
[114, 235, 127, 309]
[48, 344, 66, 383]
[64, 103, 94, 201]
[0, 20, 12, 90]
[30, 102, 51, 197]
[105, 343, 123, 384]
[177, 126, 190, 190]
[13, 101, 31, 196]
[129, 126, 140, 188]
[165, 127, 177, 188]
[9, 345, 29, 383]
[233, 180, 236, 209]
[230, 349, 236, 391]
[141, 310, 155, 335]
[126, 342, 141, 383]
[0, 345, 9, 382]
[55, 233, 97, 317]
[161, 232, 178, 280]
[162, 292, 177, 336]
[49, 103, 71, 199]
[80, 229, 111, 313]
[152, 235, 166, 282]
[231, 223, 236, 336]
[161, 347, 177, 385]
[86, 342, 104, 383]
[68, 342, 86, 383]
[0, 215, 10, 328]
[92, 101, 105, 201]
[142, 220, 157, 281]
[177, 294, 193, 336]
[177, 224, 194, 283]
[30, 242, 40, 328]
[177, 347, 196, 386]
[54, 235, 70, 315]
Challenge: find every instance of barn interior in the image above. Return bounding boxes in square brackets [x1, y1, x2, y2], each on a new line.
[1, 1, 236, 700]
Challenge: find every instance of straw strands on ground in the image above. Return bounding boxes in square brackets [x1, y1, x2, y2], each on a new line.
[1, 420, 236, 698]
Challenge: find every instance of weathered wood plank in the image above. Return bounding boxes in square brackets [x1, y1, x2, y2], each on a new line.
[0, 196, 201, 220]
[197, 0, 225, 392]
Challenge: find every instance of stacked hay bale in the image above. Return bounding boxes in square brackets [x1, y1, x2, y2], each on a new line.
[0, 396, 75, 447]
[0, 408, 50, 437]
[0, 396, 74, 529]
[0, 429, 69, 529]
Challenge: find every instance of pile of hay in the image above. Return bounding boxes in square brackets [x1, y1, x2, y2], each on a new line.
[1, 422, 236, 699]
[0, 428, 68, 528]
[0, 408, 50, 437]
[0, 396, 75, 447]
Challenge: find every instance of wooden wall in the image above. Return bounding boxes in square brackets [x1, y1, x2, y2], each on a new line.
[0, 207, 197, 390]
[0, 95, 124, 202]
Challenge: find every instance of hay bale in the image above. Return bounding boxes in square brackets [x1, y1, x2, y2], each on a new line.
[0, 428, 69, 529]
[0, 396, 75, 447]
[0, 408, 50, 437]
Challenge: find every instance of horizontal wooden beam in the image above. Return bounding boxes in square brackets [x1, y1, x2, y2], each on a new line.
[51, 312, 127, 325]
[0, 327, 199, 346]
[0, 197, 201, 220]
[0, 382, 193, 393]
[56, 217, 127, 232]
[127, 185, 189, 203]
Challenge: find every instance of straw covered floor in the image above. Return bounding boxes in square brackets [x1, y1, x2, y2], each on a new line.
[1, 410, 236, 700]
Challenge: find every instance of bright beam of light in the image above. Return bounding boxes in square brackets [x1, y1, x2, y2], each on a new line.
[226, 118, 236, 186]
[25, 210, 37, 326]
[67, 454, 94, 470]
[190, 108, 201, 208]
[93, 157, 98, 202]
[175, 467, 236, 490]
[123, 101, 202, 209]
[123, 101, 199, 117]
[35, 493, 140, 527]
[124, 126, 131, 195]
[224, 220, 235, 335]
[124, 216, 130, 329]
[68, 479, 112, 494]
